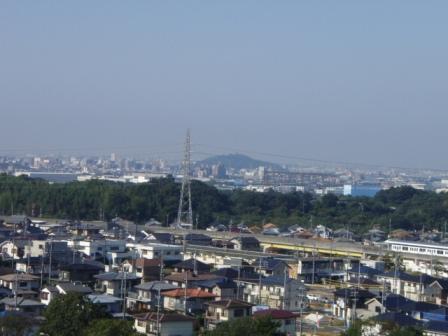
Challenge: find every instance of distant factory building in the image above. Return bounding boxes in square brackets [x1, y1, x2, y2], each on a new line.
[343, 184, 381, 197]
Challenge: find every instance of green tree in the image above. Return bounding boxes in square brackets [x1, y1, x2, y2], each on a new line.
[0, 314, 34, 336]
[83, 319, 139, 336]
[386, 326, 423, 336]
[41, 293, 109, 336]
[340, 321, 362, 336]
[433, 259, 447, 277]
[204, 316, 282, 336]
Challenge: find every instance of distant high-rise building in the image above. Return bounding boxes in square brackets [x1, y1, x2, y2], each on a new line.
[212, 163, 226, 179]
[110, 153, 117, 162]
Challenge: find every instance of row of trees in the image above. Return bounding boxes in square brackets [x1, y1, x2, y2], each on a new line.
[2, 173, 448, 233]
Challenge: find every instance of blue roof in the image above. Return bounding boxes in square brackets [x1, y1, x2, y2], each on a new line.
[424, 320, 448, 333]
[374, 312, 421, 328]
[260, 276, 297, 286]
[253, 257, 288, 271]
[347, 265, 383, 276]
[197, 279, 237, 289]
[382, 271, 436, 285]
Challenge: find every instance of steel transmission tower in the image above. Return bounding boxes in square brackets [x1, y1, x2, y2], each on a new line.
[177, 129, 193, 226]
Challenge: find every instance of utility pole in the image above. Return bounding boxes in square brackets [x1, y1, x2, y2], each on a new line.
[177, 129, 193, 227]
[184, 271, 188, 315]
[48, 239, 53, 284]
[122, 267, 127, 319]
[282, 267, 288, 310]
[236, 264, 241, 300]
[156, 287, 161, 336]
[312, 242, 316, 285]
[298, 285, 304, 336]
[159, 254, 164, 282]
[258, 257, 263, 305]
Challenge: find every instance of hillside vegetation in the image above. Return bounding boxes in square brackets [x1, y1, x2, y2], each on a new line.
[0, 174, 447, 233]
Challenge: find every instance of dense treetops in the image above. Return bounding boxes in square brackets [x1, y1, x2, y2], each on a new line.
[1, 173, 448, 233]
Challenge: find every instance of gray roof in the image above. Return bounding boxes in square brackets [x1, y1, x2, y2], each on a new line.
[57, 283, 92, 294]
[88, 294, 122, 304]
[94, 272, 140, 281]
[0, 297, 44, 307]
[135, 281, 178, 292]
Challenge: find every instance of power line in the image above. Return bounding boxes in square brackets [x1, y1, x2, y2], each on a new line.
[194, 144, 448, 173]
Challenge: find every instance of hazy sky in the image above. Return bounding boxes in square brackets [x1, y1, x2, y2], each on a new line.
[1, 1, 447, 168]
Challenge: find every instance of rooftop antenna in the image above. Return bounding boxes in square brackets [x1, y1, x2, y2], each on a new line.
[177, 129, 193, 227]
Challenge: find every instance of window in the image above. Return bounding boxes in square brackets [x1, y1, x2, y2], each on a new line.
[110, 246, 119, 251]
[420, 248, 426, 252]
[97, 247, 103, 251]
[285, 319, 291, 325]
[402, 247, 408, 251]
[437, 250, 444, 255]
[234, 309, 244, 317]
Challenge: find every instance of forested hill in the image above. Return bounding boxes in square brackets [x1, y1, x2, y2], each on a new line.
[0, 173, 447, 233]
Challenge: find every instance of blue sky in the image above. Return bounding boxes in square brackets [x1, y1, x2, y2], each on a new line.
[0, 1, 447, 168]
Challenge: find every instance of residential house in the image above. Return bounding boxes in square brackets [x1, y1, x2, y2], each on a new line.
[314, 225, 332, 239]
[130, 243, 182, 263]
[2, 215, 31, 229]
[40, 283, 92, 305]
[181, 233, 212, 246]
[162, 288, 216, 314]
[253, 257, 290, 277]
[123, 258, 162, 282]
[94, 271, 141, 297]
[196, 279, 237, 300]
[88, 294, 123, 315]
[0, 297, 44, 314]
[229, 237, 260, 251]
[204, 300, 253, 330]
[297, 257, 354, 283]
[68, 239, 126, 260]
[332, 288, 376, 321]
[127, 281, 178, 311]
[0, 240, 28, 259]
[0, 273, 39, 292]
[425, 279, 448, 305]
[173, 259, 211, 275]
[376, 271, 436, 301]
[59, 263, 104, 285]
[253, 309, 299, 335]
[134, 312, 195, 336]
[238, 276, 307, 311]
[146, 232, 174, 244]
[164, 272, 223, 288]
[24, 240, 70, 260]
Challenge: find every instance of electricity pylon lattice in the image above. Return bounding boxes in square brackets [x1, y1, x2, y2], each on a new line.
[177, 129, 193, 227]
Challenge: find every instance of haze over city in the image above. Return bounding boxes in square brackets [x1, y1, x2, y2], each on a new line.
[1, 1, 448, 169]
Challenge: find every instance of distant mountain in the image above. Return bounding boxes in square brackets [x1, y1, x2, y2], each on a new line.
[199, 153, 282, 170]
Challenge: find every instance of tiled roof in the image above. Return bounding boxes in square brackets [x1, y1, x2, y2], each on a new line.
[162, 288, 217, 299]
[135, 281, 178, 292]
[94, 272, 140, 281]
[206, 299, 253, 309]
[173, 259, 211, 271]
[254, 309, 298, 319]
[164, 272, 222, 282]
[134, 312, 195, 322]
[57, 283, 92, 294]
[0, 273, 39, 282]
